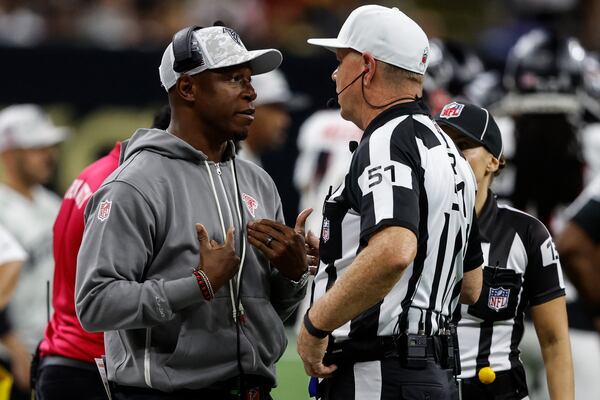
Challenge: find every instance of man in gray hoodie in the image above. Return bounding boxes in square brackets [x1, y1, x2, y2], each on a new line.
[75, 24, 310, 399]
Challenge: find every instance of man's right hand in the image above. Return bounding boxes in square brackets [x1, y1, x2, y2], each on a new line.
[195, 224, 240, 292]
[306, 230, 320, 275]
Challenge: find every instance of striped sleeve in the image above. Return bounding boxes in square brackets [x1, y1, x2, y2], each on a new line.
[464, 211, 483, 272]
[351, 118, 421, 244]
[524, 219, 566, 306]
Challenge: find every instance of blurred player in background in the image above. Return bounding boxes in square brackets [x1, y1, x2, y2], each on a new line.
[0, 104, 67, 399]
[0, 225, 26, 311]
[237, 69, 294, 167]
[0, 226, 26, 400]
[557, 175, 600, 312]
[292, 109, 362, 334]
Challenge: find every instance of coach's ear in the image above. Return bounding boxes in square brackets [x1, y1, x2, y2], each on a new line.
[175, 75, 196, 102]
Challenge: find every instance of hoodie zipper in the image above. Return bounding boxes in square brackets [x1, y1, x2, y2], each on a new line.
[215, 162, 256, 369]
[204, 161, 256, 369]
[215, 163, 246, 319]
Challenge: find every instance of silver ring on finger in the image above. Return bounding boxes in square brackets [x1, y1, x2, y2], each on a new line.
[265, 236, 274, 247]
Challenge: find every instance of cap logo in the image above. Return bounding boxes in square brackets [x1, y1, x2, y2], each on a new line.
[421, 47, 429, 65]
[439, 102, 465, 119]
[223, 27, 242, 47]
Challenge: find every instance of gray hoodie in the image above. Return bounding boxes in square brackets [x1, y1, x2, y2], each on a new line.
[75, 128, 306, 392]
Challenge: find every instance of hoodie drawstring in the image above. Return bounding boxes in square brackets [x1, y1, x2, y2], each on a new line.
[203, 160, 246, 322]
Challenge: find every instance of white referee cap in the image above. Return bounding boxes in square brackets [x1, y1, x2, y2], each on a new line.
[307, 5, 430, 75]
[0, 104, 69, 152]
[159, 26, 282, 92]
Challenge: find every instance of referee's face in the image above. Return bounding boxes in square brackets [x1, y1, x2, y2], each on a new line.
[334, 49, 363, 123]
[446, 129, 497, 190]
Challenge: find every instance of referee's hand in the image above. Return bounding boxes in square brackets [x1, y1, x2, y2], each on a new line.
[297, 324, 337, 378]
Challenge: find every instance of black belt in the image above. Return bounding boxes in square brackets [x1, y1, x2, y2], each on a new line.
[38, 355, 98, 373]
[112, 375, 272, 400]
[323, 335, 440, 366]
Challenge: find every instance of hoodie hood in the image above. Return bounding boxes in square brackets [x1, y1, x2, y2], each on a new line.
[122, 128, 236, 165]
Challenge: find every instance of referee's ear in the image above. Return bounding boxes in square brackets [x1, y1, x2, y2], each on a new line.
[486, 153, 500, 175]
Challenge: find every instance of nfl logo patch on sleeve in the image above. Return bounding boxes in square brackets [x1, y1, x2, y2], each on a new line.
[97, 200, 112, 222]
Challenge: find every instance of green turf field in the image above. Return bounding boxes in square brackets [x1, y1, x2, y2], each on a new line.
[271, 330, 311, 400]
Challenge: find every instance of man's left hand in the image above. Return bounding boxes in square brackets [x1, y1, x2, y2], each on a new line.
[297, 323, 337, 378]
[247, 208, 312, 280]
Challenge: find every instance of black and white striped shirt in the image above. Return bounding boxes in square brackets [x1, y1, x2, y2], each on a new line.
[312, 101, 483, 340]
[454, 192, 565, 378]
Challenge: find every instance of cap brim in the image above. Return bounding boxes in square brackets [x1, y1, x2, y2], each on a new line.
[307, 38, 348, 52]
[247, 49, 283, 75]
[32, 126, 70, 148]
[208, 49, 282, 76]
[435, 118, 485, 147]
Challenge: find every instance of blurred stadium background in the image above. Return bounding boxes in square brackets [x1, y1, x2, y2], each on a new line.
[1, 1, 600, 399]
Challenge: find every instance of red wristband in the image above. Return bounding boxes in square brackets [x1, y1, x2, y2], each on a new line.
[193, 269, 214, 301]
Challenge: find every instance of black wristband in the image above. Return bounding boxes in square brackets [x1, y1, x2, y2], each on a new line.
[303, 310, 330, 339]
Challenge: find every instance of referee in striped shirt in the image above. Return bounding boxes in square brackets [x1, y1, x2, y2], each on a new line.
[298, 5, 484, 399]
[436, 102, 574, 400]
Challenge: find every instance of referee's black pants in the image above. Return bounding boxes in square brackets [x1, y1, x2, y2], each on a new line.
[318, 358, 458, 400]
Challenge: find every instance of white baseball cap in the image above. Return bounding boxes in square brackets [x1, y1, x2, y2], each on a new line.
[251, 69, 309, 109]
[307, 5, 430, 75]
[0, 104, 69, 152]
[159, 26, 283, 91]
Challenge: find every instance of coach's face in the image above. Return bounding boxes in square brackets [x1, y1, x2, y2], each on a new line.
[192, 63, 257, 141]
[334, 49, 363, 122]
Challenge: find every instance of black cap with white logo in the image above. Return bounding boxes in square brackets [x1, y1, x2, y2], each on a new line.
[435, 101, 503, 159]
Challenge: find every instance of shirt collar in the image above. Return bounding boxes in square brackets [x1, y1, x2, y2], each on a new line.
[478, 189, 498, 242]
[361, 99, 430, 142]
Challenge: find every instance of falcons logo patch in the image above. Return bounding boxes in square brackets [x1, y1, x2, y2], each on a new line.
[224, 27, 242, 46]
[242, 193, 258, 218]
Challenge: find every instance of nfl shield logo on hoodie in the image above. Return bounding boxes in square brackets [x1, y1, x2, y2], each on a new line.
[97, 200, 112, 222]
